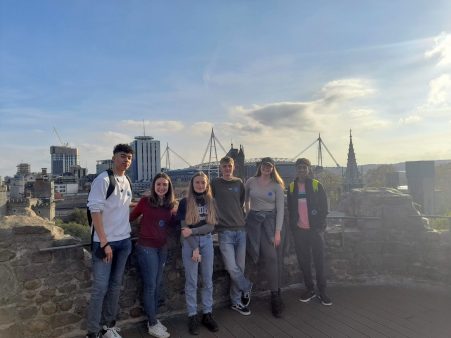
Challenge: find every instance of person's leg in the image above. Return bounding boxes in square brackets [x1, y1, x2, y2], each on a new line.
[182, 240, 199, 317]
[259, 214, 279, 292]
[154, 246, 168, 318]
[311, 231, 326, 293]
[297, 229, 314, 292]
[218, 231, 252, 305]
[86, 242, 113, 334]
[136, 244, 160, 326]
[102, 238, 132, 327]
[199, 234, 219, 332]
[199, 234, 214, 314]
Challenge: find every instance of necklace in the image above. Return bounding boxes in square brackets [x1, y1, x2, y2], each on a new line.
[115, 175, 126, 192]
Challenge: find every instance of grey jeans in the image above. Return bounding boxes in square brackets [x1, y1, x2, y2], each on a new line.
[246, 210, 279, 291]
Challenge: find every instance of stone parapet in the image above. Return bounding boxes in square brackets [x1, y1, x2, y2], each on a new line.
[1, 188, 450, 337]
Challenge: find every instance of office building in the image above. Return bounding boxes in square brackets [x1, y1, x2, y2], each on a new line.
[50, 146, 79, 176]
[16, 163, 31, 176]
[96, 159, 113, 174]
[130, 136, 161, 182]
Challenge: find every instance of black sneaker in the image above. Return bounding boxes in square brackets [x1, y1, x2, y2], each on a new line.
[299, 289, 316, 303]
[241, 283, 253, 307]
[188, 315, 199, 335]
[270, 291, 284, 318]
[231, 303, 251, 316]
[201, 313, 219, 332]
[318, 293, 333, 306]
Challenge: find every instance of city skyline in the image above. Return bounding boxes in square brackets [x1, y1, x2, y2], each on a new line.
[1, 1, 451, 176]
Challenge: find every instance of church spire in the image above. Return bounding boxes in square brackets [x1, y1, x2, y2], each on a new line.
[344, 129, 362, 192]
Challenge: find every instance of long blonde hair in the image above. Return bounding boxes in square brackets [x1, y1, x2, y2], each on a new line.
[185, 171, 218, 225]
[254, 162, 286, 189]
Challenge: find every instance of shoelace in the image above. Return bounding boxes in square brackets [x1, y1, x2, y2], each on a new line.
[105, 326, 121, 336]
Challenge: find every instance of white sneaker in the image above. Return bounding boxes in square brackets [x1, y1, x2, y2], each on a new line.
[102, 325, 122, 338]
[155, 320, 167, 331]
[147, 322, 170, 338]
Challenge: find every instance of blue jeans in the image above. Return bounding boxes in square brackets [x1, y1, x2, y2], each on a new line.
[218, 230, 252, 305]
[182, 234, 214, 316]
[87, 238, 132, 333]
[136, 244, 168, 326]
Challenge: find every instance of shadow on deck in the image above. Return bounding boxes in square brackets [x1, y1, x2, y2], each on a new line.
[119, 284, 451, 338]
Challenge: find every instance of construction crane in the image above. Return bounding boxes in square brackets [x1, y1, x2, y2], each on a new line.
[53, 127, 69, 147]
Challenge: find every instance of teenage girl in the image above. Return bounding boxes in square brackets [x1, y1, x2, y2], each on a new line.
[130, 173, 177, 338]
[177, 171, 219, 335]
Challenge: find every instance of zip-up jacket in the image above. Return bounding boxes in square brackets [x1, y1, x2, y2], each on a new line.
[287, 177, 328, 231]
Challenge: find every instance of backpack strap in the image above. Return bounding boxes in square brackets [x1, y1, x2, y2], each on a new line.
[312, 179, 319, 192]
[106, 169, 117, 199]
[289, 182, 295, 193]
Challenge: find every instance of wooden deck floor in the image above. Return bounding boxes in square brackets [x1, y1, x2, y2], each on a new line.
[120, 285, 451, 338]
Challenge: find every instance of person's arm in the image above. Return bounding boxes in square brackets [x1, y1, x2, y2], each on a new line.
[244, 178, 251, 213]
[87, 174, 113, 262]
[181, 220, 200, 250]
[318, 182, 329, 229]
[190, 223, 214, 235]
[274, 184, 285, 247]
[211, 179, 216, 197]
[240, 180, 245, 208]
[129, 198, 144, 222]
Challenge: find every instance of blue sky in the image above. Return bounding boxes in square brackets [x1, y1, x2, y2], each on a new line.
[1, 1, 451, 176]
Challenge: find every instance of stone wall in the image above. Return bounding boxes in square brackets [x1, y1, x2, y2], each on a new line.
[325, 188, 451, 285]
[1, 188, 450, 338]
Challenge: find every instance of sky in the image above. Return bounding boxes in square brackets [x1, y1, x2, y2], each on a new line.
[1, 1, 451, 177]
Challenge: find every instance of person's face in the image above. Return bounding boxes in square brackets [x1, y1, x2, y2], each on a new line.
[113, 152, 133, 172]
[154, 177, 169, 198]
[261, 162, 274, 176]
[220, 162, 234, 179]
[193, 176, 207, 194]
[296, 164, 310, 180]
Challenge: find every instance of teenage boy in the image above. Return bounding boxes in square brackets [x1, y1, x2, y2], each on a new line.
[287, 158, 332, 306]
[211, 156, 253, 316]
[86, 144, 134, 338]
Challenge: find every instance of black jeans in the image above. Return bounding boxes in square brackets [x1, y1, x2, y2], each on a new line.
[292, 227, 326, 293]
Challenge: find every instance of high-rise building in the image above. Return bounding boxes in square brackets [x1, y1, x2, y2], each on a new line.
[16, 163, 31, 176]
[406, 160, 435, 214]
[96, 159, 114, 175]
[130, 136, 161, 182]
[50, 146, 79, 176]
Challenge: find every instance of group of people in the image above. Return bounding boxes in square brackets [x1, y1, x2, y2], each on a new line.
[85, 144, 331, 338]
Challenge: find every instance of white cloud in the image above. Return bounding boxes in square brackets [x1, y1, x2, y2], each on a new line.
[121, 120, 184, 133]
[320, 78, 375, 101]
[224, 78, 383, 136]
[425, 32, 451, 67]
[398, 115, 423, 125]
[191, 122, 214, 136]
[427, 74, 451, 105]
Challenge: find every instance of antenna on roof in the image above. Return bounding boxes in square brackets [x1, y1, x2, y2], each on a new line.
[143, 119, 146, 136]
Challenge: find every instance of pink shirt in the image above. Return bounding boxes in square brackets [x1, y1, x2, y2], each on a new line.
[297, 183, 310, 229]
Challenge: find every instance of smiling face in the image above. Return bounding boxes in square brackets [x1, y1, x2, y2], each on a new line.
[296, 164, 310, 181]
[260, 162, 274, 177]
[154, 177, 169, 198]
[112, 151, 133, 174]
[192, 175, 207, 194]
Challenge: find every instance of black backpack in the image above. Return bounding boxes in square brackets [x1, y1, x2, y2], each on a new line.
[87, 169, 132, 248]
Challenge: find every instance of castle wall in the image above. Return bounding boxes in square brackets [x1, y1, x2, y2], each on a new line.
[1, 188, 450, 338]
